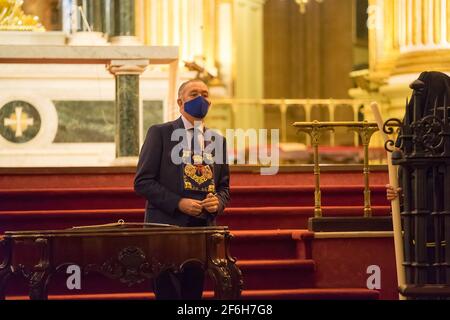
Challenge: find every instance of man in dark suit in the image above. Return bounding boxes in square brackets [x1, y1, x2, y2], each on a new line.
[134, 79, 230, 299]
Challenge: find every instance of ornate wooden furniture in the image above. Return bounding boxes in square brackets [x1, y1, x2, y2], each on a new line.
[0, 222, 242, 300]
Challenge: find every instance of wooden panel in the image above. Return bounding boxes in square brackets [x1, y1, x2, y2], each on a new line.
[263, 0, 356, 100]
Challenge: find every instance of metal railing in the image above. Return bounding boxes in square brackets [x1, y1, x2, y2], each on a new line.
[293, 121, 380, 218]
[210, 98, 370, 145]
[387, 80, 450, 297]
[209, 99, 386, 218]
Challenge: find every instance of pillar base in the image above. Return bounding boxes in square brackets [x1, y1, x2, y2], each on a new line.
[68, 32, 109, 46]
[392, 49, 450, 76]
[110, 36, 141, 46]
[111, 156, 138, 167]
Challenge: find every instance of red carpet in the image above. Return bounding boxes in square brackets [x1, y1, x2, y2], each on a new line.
[7, 288, 380, 300]
[0, 167, 396, 300]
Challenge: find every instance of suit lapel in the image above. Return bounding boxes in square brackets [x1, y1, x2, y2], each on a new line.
[169, 117, 185, 194]
[169, 117, 186, 150]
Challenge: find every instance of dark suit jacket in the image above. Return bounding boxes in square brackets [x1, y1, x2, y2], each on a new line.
[134, 117, 230, 226]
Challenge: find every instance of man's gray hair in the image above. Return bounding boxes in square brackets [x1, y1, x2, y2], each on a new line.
[177, 79, 207, 99]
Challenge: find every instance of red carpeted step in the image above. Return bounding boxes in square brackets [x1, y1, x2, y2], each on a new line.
[0, 188, 143, 211]
[231, 170, 388, 187]
[219, 206, 391, 230]
[6, 288, 380, 300]
[237, 288, 380, 300]
[236, 259, 316, 290]
[0, 167, 389, 189]
[229, 229, 312, 260]
[0, 168, 391, 300]
[0, 185, 390, 212]
[229, 186, 389, 207]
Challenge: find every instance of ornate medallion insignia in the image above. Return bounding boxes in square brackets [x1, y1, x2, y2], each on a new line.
[0, 101, 41, 143]
[183, 164, 215, 193]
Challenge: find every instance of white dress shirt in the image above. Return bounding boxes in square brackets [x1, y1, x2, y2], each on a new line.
[181, 115, 205, 151]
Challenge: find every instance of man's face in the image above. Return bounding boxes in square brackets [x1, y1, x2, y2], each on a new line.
[178, 81, 210, 121]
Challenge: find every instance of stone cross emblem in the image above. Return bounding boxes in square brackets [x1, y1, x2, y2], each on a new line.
[4, 107, 34, 137]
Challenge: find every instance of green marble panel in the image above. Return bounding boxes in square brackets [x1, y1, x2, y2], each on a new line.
[54, 101, 115, 143]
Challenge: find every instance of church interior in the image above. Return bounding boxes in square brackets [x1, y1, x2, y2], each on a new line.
[1, 0, 450, 301]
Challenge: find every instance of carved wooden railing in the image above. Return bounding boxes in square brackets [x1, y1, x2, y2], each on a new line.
[211, 98, 369, 144]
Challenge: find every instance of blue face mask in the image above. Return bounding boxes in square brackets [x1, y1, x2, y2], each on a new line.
[184, 95, 210, 119]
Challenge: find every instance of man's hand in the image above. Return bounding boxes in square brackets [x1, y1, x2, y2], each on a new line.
[386, 184, 402, 201]
[178, 198, 203, 216]
[201, 193, 220, 213]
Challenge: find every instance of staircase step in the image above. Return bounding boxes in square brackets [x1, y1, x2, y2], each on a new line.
[0, 168, 390, 300]
[238, 259, 315, 270]
[0, 206, 391, 233]
[230, 229, 312, 260]
[229, 186, 389, 207]
[238, 288, 380, 300]
[236, 259, 316, 290]
[0, 185, 390, 211]
[219, 206, 390, 230]
[0, 167, 389, 189]
[0, 188, 144, 211]
[6, 288, 380, 300]
[231, 169, 388, 187]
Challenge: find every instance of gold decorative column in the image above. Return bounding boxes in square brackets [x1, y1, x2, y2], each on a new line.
[136, 0, 219, 73]
[394, 0, 450, 74]
[382, 0, 450, 121]
[233, 0, 265, 130]
[352, 0, 450, 144]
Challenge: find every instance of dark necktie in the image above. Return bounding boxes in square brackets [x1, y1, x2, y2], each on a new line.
[189, 127, 203, 155]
